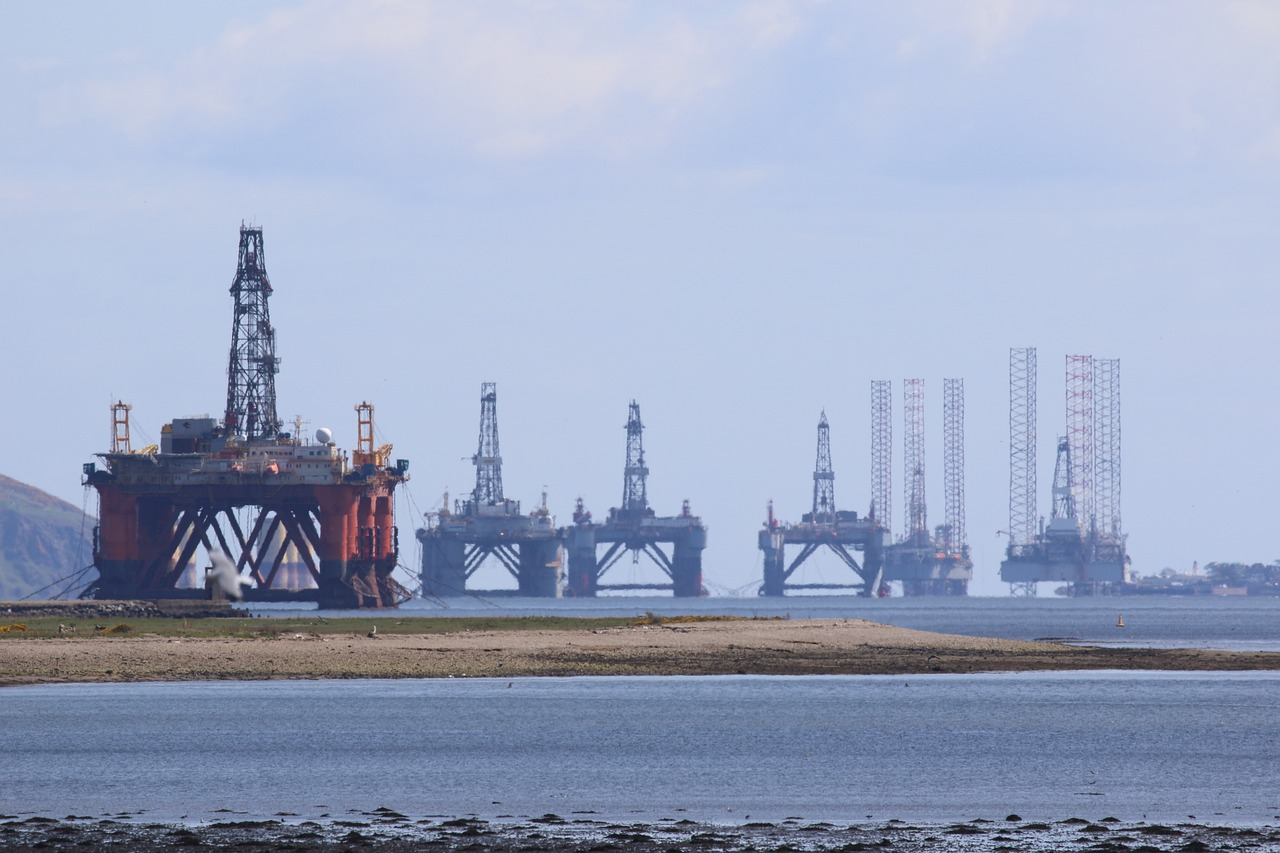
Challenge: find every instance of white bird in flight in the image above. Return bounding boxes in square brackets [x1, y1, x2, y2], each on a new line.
[208, 551, 253, 600]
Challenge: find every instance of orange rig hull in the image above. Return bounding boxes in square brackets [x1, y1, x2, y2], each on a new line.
[85, 446, 410, 609]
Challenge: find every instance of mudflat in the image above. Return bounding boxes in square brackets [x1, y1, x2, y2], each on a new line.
[4, 617, 1280, 686]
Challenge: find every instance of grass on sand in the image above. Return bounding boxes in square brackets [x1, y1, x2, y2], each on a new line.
[0, 614, 647, 640]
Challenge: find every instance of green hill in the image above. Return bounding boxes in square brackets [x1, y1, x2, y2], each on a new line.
[0, 474, 96, 600]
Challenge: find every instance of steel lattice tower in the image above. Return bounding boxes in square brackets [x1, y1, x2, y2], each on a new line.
[1050, 437, 1075, 521]
[903, 379, 926, 544]
[224, 225, 281, 440]
[1094, 358, 1121, 536]
[1009, 348, 1037, 549]
[472, 382, 503, 506]
[812, 412, 835, 521]
[621, 400, 649, 514]
[870, 380, 892, 535]
[943, 378, 965, 555]
[1065, 355, 1095, 531]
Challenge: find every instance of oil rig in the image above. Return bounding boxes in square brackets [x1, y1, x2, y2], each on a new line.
[1000, 349, 1129, 595]
[758, 412, 884, 596]
[563, 401, 707, 596]
[416, 383, 562, 597]
[82, 224, 411, 608]
[878, 379, 973, 595]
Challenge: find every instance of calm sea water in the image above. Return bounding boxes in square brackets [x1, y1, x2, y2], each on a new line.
[3, 673, 1279, 826]
[252, 594, 1280, 652]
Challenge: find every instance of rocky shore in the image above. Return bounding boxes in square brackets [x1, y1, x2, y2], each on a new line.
[1, 812, 1276, 852]
[5, 617, 1280, 686]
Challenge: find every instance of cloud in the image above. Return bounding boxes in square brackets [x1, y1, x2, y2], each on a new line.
[40, 0, 802, 161]
[25, 0, 1280, 188]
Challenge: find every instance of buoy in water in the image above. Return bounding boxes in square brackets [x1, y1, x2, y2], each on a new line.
[1116, 614, 1125, 628]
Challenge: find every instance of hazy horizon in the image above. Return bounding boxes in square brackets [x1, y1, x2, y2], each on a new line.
[4, 2, 1278, 596]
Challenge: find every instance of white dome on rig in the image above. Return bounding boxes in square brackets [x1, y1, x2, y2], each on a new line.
[315, 428, 333, 445]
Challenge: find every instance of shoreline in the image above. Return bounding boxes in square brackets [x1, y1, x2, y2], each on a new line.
[1, 813, 1277, 852]
[6, 618, 1280, 687]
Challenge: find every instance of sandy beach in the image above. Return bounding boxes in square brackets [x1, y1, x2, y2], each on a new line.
[5, 617, 1280, 686]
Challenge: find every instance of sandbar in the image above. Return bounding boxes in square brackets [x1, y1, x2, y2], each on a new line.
[4, 618, 1280, 686]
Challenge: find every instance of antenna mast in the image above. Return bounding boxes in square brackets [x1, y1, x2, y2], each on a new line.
[224, 224, 281, 440]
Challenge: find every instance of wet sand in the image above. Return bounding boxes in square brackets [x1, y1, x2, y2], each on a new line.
[2, 812, 1277, 852]
[4, 618, 1280, 686]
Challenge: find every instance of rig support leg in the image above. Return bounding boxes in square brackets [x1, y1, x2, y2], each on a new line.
[419, 535, 468, 597]
[517, 540, 562, 597]
[671, 527, 707, 597]
[564, 526, 598, 597]
[759, 528, 787, 596]
[315, 487, 357, 609]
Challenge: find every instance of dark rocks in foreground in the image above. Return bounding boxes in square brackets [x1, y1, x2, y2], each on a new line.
[0, 814, 1276, 852]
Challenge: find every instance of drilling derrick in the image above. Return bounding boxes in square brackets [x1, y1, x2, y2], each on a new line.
[812, 412, 835, 522]
[82, 223, 411, 609]
[881, 378, 972, 596]
[621, 401, 648, 516]
[870, 380, 892, 535]
[472, 382, 504, 508]
[1000, 353, 1128, 594]
[757, 412, 884, 597]
[417, 382, 561, 598]
[224, 225, 281, 441]
[565, 401, 707, 597]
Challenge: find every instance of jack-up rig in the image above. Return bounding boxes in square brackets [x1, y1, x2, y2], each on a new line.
[878, 378, 973, 595]
[82, 224, 411, 608]
[1000, 349, 1128, 595]
[416, 383, 562, 597]
[564, 401, 708, 597]
[758, 412, 884, 596]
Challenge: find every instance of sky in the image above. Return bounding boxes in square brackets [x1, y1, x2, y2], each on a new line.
[3, 1, 1279, 597]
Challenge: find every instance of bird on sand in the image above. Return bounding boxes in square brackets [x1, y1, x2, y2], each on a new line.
[207, 551, 252, 600]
